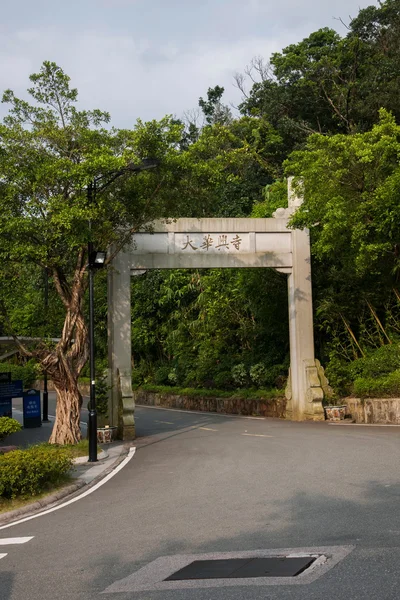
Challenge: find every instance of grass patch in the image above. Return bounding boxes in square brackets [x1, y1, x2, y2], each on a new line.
[136, 384, 285, 400]
[0, 474, 73, 514]
[38, 440, 102, 458]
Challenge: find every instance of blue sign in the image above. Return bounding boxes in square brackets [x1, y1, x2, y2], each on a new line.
[0, 380, 23, 399]
[22, 390, 41, 428]
[0, 397, 12, 418]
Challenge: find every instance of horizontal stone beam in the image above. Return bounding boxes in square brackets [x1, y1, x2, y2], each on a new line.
[128, 252, 293, 270]
[142, 217, 290, 233]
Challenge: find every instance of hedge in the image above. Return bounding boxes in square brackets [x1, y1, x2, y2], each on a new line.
[0, 417, 21, 440]
[0, 445, 73, 499]
[136, 384, 284, 399]
[353, 370, 400, 398]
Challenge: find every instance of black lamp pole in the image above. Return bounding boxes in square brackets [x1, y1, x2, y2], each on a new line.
[87, 182, 98, 463]
[86, 159, 159, 462]
[42, 268, 50, 422]
[88, 238, 97, 462]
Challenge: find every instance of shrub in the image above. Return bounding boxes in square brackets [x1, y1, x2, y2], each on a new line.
[349, 344, 400, 380]
[353, 370, 400, 398]
[154, 365, 171, 385]
[0, 417, 22, 440]
[96, 375, 109, 427]
[326, 344, 400, 396]
[250, 363, 268, 387]
[139, 383, 284, 399]
[231, 364, 248, 387]
[325, 356, 352, 396]
[264, 364, 288, 387]
[131, 368, 143, 386]
[0, 361, 39, 387]
[214, 371, 234, 389]
[168, 369, 178, 385]
[0, 445, 73, 499]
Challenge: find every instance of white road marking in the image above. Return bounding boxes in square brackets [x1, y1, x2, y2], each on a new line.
[0, 554, 7, 560]
[241, 433, 273, 438]
[155, 420, 174, 425]
[199, 427, 218, 432]
[0, 537, 34, 545]
[0, 447, 136, 530]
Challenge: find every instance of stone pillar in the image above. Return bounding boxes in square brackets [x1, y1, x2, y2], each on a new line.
[107, 251, 135, 440]
[285, 179, 324, 421]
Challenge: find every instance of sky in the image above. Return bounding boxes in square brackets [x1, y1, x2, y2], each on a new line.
[1, 0, 377, 128]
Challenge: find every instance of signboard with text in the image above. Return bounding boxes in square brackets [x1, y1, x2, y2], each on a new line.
[0, 380, 23, 399]
[22, 389, 41, 428]
[0, 397, 12, 418]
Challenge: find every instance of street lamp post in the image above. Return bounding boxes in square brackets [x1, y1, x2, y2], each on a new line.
[87, 242, 106, 461]
[87, 158, 159, 463]
[42, 268, 50, 422]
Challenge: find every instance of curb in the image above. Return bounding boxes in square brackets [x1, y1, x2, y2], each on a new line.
[73, 449, 108, 464]
[0, 443, 132, 527]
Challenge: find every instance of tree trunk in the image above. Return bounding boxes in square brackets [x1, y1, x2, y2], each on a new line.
[49, 379, 83, 444]
[44, 261, 89, 445]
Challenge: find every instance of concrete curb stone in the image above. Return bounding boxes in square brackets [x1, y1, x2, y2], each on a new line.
[73, 449, 108, 464]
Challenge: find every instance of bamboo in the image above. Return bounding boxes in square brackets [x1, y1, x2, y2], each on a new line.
[340, 314, 365, 357]
[366, 300, 392, 344]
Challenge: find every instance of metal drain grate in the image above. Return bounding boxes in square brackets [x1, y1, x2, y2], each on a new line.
[165, 557, 316, 581]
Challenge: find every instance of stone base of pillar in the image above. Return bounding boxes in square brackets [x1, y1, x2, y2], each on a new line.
[285, 360, 327, 422]
[120, 424, 136, 441]
[304, 359, 325, 421]
[114, 371, 136, 441]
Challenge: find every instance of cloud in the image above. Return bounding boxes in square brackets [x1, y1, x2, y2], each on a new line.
[0, 28, 289, 127]
[0, 0, 374, 127]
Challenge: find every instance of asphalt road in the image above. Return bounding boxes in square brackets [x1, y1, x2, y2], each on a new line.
[1, 407, 400, 600]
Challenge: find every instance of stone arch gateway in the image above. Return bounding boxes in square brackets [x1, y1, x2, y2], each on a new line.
[107, 182, 325, 439]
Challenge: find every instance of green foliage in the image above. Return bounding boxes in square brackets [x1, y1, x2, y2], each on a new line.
[213, 371, 234, 389]
[231, 364, 248, 387]
[0, 445, 72, 499]
[138, 384, 284, 399]
[251, 180, 288, 217]
[349, 344, 400, 379]
[240, 1, 400, 145]
[0, 417, 21, 440]
[288, 111, 400, 275]
[131, 268, 289, 391]
[63, 440, 101, 458]
[0, 361, 39, 387]
[250, 363, 288, 388]
[353, 370, 400, 398]
[326, 343, 400, 396]
[199, 86, 232, 125]
[154, 366, 173, 386]
[96, 375, 109, 427]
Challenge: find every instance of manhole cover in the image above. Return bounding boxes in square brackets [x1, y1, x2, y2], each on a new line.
[165, 557, 316, 581]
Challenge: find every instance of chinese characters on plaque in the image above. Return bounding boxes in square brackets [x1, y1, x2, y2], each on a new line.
[181, 234, 243, 251]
